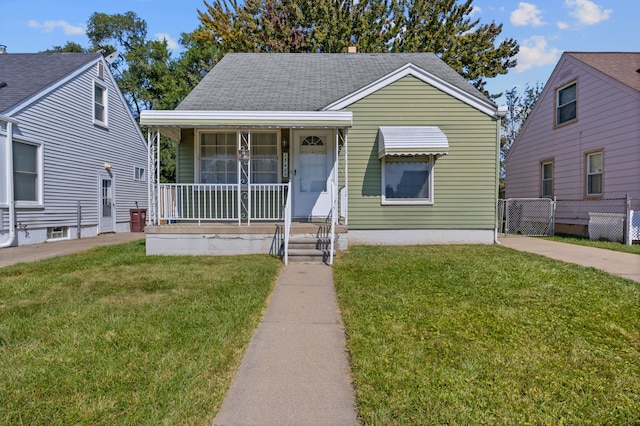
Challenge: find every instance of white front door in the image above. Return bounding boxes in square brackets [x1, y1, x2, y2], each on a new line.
[99, 176, 115, 233]
[292, 130, 334, 219]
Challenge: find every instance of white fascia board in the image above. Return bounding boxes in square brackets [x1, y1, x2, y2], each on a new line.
[322, 63, 499, 118]
[0, 115, 19, 125]
[3, 57, 101, 116]
[140, 110, 353, 127]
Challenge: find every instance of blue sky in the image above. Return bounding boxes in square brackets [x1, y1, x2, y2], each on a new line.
[1, 0, 635, 103]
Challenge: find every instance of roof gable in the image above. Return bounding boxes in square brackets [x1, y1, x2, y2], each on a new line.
[0, 52, 101, 114]
[177, 53, 495, 114]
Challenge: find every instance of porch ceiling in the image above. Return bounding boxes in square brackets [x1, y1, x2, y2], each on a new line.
[141, 110, 353, 142]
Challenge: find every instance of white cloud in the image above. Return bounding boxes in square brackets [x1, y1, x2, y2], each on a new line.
[469, 6, 482, 17]
[565, 0, 612, 25]
[516, 36, 561, 72]
[156, 33, 178, 50]
[557, 21, 569, 29]
[510, 2, 545, 27]
[28, 19, 84, 35]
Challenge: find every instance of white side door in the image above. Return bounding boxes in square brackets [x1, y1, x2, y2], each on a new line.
[292, 130, 334, 219]
[99, 175, 115, 233]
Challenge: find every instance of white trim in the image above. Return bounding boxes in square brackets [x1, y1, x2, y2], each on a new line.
[322, 63, 499, 117]
[140, 110, 353, 127]
[349, 229, 494, 245]
[381, 155, 434, 205]
[13, 137, 44, 208]
[93, 80, 108, 128]
[4, 56, 101, 116]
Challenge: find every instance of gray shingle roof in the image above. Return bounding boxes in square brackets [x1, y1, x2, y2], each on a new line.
[0, 52, 101, 114]
[177, 53, 493, 111]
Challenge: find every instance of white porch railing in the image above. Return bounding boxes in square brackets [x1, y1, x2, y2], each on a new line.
[158, 183, 289, 223]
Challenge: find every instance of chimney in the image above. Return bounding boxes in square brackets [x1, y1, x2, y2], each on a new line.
[0, 45, 6, 54]
[348, 46, 357, 54]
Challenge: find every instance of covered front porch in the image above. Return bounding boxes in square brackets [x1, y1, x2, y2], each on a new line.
[140, 110, 352, 264]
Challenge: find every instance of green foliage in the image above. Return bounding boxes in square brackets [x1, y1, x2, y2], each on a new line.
[194, 0, 519, 93]
[0, 241, 281, 424]
[44, 41, 89, 53]
[334, 245, 640, 424]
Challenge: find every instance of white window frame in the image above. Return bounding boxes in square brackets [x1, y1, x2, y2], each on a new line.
[381, 155, 434, 205]
[556, 81, 577, 126]
[13, 137, 44, 208]
[586, 151, 603, 197]
[197, 130, 239, 184]
[541, 161, 553, 198]
[196, 129, 280, 184]
[47, 226, 69, 241]
[93, 81, 108, 127]
[134, 166, 146, 181]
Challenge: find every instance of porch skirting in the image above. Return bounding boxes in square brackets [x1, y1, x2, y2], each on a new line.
[348, 229, 494, 245]
[145, 224, 348, 256]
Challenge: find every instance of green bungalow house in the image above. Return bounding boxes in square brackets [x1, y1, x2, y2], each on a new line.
[140, 53, 505, 263]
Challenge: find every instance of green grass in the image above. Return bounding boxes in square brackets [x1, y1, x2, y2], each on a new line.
[334, 245, 640, 425]
[540, 233, 640, 255]
[0, 240, 281, 425]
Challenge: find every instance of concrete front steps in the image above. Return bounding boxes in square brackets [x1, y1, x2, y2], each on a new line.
[287, 234, 336, 263]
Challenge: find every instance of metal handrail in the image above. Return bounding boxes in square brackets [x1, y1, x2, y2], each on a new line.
[283, 181, 292, 265]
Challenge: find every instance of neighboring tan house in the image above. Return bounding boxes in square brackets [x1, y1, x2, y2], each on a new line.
[0, 52, 148, 247]
[505, 52, 640, 236]
[140, 53, 505, 263]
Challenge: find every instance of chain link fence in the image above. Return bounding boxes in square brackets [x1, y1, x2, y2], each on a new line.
[498, 196, 640, 244]
[498, 198, 555, 236]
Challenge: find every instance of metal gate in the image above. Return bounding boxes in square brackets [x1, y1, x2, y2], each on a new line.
[498, 198, 556, 236]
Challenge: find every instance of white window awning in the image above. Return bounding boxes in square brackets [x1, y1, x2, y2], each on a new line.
[378, 126, 449, 158]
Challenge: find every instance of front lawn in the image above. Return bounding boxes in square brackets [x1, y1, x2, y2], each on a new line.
[334, 245, 640, 424]
[0, 240, 281, 425]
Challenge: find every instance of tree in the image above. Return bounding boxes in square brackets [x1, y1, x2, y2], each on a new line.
[499, 82, 543, 194]
[193, 0, 519, 94]
[44, 42, 89, 53]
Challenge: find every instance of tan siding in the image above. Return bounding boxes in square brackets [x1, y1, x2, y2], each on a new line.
[346, 76, 499, 229]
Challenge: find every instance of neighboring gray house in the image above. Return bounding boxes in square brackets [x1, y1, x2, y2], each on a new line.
[141, 53, 505, 262]
[505, 52, 640, 236]
[0, 52, 148, 247]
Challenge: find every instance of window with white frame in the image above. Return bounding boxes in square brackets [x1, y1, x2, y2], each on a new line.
[134, 166, 146, 181]
[199, 131, 279, 184]
[13, 140, 42, 204]
[200, 132, 237, 183]
[382, 155, 433, 204]
[94, 82, 108, 126]
[251, 132, 278, 183]
[541, 161, 553, 197]
[556, 82, 577, 125]
[586, 151, 603, 196]
[47, 226, 69, 240]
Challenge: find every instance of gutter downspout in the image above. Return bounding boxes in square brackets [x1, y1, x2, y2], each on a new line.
[1, 119, 16, 248]
[494, 105, 508, 245]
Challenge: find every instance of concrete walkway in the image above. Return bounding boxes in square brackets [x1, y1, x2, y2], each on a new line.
[0, 233, 144, 268]
[213, 263, 359, 426]
[499, 234, 640, 282]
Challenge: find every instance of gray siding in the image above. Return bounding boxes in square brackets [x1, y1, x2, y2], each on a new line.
[6, 60, 147, 238]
